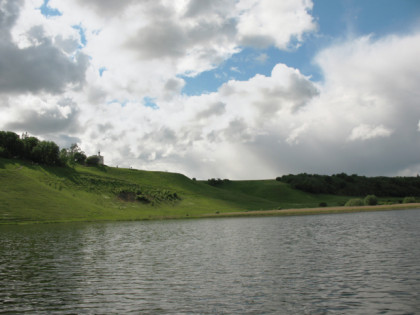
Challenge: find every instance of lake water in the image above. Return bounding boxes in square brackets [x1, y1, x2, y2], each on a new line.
[1, 209, 420, 314]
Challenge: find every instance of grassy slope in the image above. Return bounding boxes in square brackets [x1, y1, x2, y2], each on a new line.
[0, 157, 390, 223]
[206, 180, 350, 209]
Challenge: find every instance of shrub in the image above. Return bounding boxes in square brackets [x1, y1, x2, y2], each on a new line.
[0, 131, 23, 158]
[207, 178, 223, 186]
[86, 155, 100, 166]
[319, 202, 327, 207]
[403, 196, 416, 204]
[74, 151, 87, 164]
[0, 147, 10, 158]
[345, 198, 364, 207]
[364, 195, 378, 206]
[22, 136, 39, 160]
[31, 141, 60, 165]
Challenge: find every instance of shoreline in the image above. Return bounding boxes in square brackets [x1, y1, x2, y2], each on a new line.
[200, 203, 420, 219]
[2, 203, 420, 225]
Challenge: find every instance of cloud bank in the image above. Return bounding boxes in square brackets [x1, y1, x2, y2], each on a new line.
[1, 0, 420, 179]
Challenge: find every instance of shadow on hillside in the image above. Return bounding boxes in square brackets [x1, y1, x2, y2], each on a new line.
[0, 158, 110, 184]
[0, 158, 7, 169]
[93, 165, 108, 172]
[0, 157, 35, 170]
[40, 164, 109, 183]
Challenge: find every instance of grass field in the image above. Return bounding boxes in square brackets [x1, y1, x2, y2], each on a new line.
[0, 157, 415, 224]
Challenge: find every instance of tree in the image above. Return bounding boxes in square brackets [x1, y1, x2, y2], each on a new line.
[0, 147, 8, 158]
[74, 151, 87, 164]
[66, 143, 86, 166]
[345, 198, 364, 207]
[22, 135, 40, 160]
[32, 141, 60, 165]
[364, 195, 378, 206]
[86, 155, 100, 166]
[59, 148, 69, 165]
[403, 196, 416, 203]
[0, 131, 23, 158]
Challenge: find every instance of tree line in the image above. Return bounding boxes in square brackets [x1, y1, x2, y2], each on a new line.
[277, 173, 420, 197]
[0, 130, 100, 167]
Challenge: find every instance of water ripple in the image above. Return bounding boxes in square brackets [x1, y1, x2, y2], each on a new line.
[1, 209, 420, 314]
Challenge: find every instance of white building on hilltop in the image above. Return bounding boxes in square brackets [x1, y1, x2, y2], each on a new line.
[97, 151, 104, 165]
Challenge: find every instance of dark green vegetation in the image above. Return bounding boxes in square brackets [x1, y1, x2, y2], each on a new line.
[278, 173, 420, 197]
[0, 131, 99, 167]
[0, 131, 61, 165]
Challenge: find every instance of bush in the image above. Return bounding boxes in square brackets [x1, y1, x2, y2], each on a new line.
[31, 141, 60, 165]
[207, 178, 224, 186]
[318, 202, 327, 207]
[364, 195, 378, 206]
[345, 198, 364, 207]
[403, 196, 416, 204]
[74, 151, 87, 164]
[86, 155, 100, 166]
[0, 131, 23, 158]
[0, 147, 10, 158]
[22, 136, 39, 160]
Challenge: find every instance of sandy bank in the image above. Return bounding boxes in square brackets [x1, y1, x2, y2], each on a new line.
[202, 203, 420, 218]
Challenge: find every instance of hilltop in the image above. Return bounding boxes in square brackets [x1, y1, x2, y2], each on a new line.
[1, 129, 416, 224]
[0, 157, 361, 224]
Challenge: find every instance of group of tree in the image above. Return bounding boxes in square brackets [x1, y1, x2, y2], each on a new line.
[0, 131, 62, 166]
[0, 130, 101, 167]
[344, 195, 417, 206]
[60, 143, 87, 167]
[277, 173, 420, 197]
[207, 178, 231, 186]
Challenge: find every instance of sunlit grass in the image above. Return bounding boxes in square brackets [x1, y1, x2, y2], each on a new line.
[0, 157, 412, 224]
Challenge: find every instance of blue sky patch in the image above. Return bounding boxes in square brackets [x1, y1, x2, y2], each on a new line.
[143, 97, 159, 110]
[39, 0, 62, 17]
[181, 0, 420, 96]
[107, 99, 128, 107]
[99, 67, 107, 77]
[72, 25, 87, 48]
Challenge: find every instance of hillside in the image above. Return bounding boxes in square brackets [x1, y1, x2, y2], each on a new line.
[0, 157, 356, 223]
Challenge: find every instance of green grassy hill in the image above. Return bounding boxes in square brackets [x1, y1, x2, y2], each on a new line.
[0, 157, 353, 223]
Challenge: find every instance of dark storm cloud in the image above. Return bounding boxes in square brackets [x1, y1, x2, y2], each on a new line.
[5, 98, 80, 134]
[75, 0, 140, 15]
[142, 127, 178, 145]
[196, 102, 226, 120]
[239, 34, 274, 49]
[0, 1, 89, 95]
[184, 0, 233, 17]
[132, 20, 187, 59]
[0, 40, 89, 94]
[247, 129, 420, 178]
[222, 118, 253, 143]
[0, 0, 23, 41]
[164, 78, 184, 92]
[255, 73, 319, 117]
[125, 3, 236, 61]
[54, 35, 80, 54]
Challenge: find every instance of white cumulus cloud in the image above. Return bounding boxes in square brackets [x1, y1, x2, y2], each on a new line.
[1, 0, 420, 179]
[348, 124, 393, 141]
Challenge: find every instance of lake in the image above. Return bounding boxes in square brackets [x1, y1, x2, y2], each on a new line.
[1, 209, 420, 314]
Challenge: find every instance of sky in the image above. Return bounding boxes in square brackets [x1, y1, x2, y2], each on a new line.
[1, 0, 420, 180]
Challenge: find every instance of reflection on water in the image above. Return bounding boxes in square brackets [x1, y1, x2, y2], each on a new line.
[1, 210, 420, 314]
